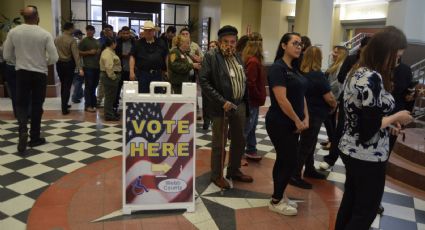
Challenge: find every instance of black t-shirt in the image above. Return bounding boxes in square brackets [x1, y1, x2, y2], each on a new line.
[266, 59, 308, 127]
[131, 38, 169, 71]
[392, 62, 413, 113]
[304, 71, 331, 120]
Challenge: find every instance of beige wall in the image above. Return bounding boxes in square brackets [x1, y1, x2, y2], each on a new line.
[199, 0, 221, 41]
[294, 0, 310, 36]
[332, 5, 343, 46]
[0, 0, 25, 41]
[241, 0, 261, 35]
[220, 0, 243, 32]
[25, 0, 56, 34]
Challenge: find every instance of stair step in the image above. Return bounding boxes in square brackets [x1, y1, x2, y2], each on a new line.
[387, 152, 425, 191]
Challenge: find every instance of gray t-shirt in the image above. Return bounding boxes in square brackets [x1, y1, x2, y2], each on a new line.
[121, 40, 132, 71]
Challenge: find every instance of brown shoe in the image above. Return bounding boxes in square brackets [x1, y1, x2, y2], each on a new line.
[226, 170, 253, 183]
[211, 177, 230, 189]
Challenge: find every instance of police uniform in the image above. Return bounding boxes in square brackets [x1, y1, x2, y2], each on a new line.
[167, 47, 194, 94]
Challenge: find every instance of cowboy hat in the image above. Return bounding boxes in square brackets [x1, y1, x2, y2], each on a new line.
[141, 21, 159, 31]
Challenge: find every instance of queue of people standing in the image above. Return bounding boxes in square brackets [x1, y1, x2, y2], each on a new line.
[1, 6, 420, 229]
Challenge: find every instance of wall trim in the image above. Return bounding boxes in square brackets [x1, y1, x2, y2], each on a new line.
[341, 18, 386, 26]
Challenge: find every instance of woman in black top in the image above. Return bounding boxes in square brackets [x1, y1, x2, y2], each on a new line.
[290, 46, 337, 189]
[266, 33, 308, 216]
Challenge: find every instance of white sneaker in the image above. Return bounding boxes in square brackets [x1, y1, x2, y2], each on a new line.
[268, 200, 297, 216]
[284, 196, 298, 208]
[319, 162, 330, 170]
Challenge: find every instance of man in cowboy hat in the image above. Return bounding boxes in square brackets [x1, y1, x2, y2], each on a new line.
[129, 20, 168, 93]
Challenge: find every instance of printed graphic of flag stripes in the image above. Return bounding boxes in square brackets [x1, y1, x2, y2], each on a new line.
[125, 102, 194, 204]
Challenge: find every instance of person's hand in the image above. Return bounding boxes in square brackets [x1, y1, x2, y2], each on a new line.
[302, 117, 309, 130]
[130, 72, 136, 81]
[390, 122, 402, 136]
[78, 69, 84, 76]
[395, 110, 413, 125]
[193, 63, 201, 70]
[223, 101, 234, 112]
[192, 55, 201, 63]
[405, 93, 415, 102]
[295, 119, 306, 133]
[90, 49, 97, 55]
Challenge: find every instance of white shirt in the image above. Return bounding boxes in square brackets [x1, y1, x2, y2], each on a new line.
[3, 24, 58, 74]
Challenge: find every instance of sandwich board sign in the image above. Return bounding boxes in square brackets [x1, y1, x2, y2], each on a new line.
[122, 82, 196, 214]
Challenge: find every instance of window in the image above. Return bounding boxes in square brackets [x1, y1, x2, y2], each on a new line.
[71, 0, 103, 38]
[160, 4, 190, 34]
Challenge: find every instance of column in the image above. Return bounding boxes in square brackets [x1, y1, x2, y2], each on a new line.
[295, 0, 334, 69]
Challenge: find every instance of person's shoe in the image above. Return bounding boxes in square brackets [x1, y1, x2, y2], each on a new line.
[67, 105, 71, 108]
[268, 199, 297, 216]
[211, 177, 230, 189]
[202, 121, 210, 130]
[85, 107, 96, 113]
[289, 178, 312, 189]
[62, 109, 70, 115]
[322, 142, 331, 150]
[17, 132, 28, 154]
[28, 138, 46, 147]
[304, 169, 326, 180]
[283, 196, 298, 208]
[72, 99, 81, 103]
[197, 114, 202, 121]
[319, 161, 331, 170]
[226, 170, 253, 183]
[378, 204, 384, 215]
[245, 152, 262, 161]
[320, 140, 330, 146]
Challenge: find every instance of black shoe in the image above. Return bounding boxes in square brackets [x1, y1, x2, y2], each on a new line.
[202, 121, 210, 130]
[72, 99, 81, 103]
[105, 116, 120, 121]
[378, 204, 384, 215]
[67, 105, 71, 108]
[17, 132, 28, 153]
[28, 137, 46, 147]
[304, 169, 327, 180]
[62, 109, 70, 115]
[289, 178, 312, 189]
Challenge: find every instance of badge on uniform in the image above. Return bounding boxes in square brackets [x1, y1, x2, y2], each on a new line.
[180, 54, 185, 59]
[170, 53, 177, 63]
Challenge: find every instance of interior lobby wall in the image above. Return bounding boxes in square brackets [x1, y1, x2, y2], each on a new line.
[241, 0, 261, 35]
[199, 0, 221, 41]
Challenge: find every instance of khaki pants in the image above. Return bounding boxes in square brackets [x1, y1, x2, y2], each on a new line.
[210, 103, 246, 180]
[97, 77, 104, 105]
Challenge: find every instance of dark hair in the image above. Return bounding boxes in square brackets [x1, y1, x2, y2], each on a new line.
[301, 36, 311, 52]
[86, 25, 95, 31]
[121, 26, 130, 31]
[274, 32, 301, 62]
[166, 26, 176, 34]
[104, 37, 116, 48]
[360, 36, 371, 48]
[180, 27, 190, 34]
[104, 24, 113, 30]
[63, 22, 74, 31]
[236, 35, 249, 54]
[357, 26, 407, 91]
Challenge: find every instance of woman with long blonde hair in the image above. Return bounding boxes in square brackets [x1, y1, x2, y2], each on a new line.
[321, 46, 348, 150]
[289, 46, 337, 189]
[241, 32, 266, 161]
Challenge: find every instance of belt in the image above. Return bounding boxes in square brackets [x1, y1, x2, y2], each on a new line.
[141, 69, 161, 74]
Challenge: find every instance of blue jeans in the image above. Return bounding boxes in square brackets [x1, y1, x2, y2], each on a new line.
[72, 73, 84, 102]
[244, 106, 259, 153]
[83, 68, 100, 108]
[137, 70, 163, 93]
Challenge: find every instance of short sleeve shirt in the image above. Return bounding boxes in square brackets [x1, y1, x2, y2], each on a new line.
[305, 71, 332, 120]
[78, 37, 100, 69]
[266, 59, 308, 127]
[131, 38, 169, 71]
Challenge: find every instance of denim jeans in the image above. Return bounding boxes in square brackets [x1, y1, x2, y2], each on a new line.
[72, 73, 84, 102]
[83, 68, 100, 108]
[244, 106, 259, 153]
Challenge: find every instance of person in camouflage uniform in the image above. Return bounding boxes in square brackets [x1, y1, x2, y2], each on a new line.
[167, 35, 201, 94]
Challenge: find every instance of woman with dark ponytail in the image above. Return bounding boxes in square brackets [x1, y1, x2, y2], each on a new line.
[266, 32, 308, 216]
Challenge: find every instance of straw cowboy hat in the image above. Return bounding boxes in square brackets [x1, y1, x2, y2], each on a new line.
[141, 21, 160, 31]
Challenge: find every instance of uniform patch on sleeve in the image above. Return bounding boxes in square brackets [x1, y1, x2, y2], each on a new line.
[170, 53, 177, 63]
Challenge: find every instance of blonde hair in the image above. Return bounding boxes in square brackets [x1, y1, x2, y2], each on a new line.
[300, 46, 322, 73]
[242, 32, 264, 64]
[172, 34, 190, 48]
[326, 46, 348, 75]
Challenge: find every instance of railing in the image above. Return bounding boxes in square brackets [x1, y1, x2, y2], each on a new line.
[342, 33, 373, 55]
[411, 58, 425, 84]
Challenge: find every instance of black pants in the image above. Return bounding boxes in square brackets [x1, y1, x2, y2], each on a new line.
[266, 117, 300, 201]
[114, 70, 129, 109]
[56, 60, 75, 112]
[335, 154, 386, 230]
[15, 70, 47, 140]
[293, 116, 324, 179]
[324, 99, 345, 166]
[324, 109, 337, 142]
[83, 68, 100, 108]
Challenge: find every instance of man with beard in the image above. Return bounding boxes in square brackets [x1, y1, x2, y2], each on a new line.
[199, 25, 253, 189]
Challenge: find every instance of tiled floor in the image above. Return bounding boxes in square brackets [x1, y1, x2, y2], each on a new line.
[0, 97, 425, 229]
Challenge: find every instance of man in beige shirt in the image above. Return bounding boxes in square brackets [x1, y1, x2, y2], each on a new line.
[55, 22, 82, 115]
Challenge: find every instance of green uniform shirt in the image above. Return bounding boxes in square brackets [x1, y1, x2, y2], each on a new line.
[167, 47, 193, 85]
[78, 37, 100, 69]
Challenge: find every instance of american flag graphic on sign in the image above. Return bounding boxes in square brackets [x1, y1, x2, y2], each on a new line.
[124, 102, 195, 205]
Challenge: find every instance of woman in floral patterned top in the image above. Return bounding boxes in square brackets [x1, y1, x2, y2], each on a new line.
[335, 26, 413, 230]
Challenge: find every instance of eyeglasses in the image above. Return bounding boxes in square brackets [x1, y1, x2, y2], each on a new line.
[291, 41, 303, 48]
